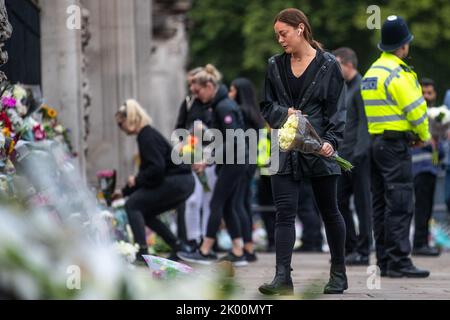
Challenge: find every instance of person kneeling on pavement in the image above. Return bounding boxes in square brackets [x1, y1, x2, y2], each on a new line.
[113, 99, 195, 263]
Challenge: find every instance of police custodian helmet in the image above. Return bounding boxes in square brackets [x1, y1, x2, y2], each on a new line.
[378, 15, 414, 52]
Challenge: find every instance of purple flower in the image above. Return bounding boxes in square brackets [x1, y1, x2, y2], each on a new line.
[2, 97, 16, 108]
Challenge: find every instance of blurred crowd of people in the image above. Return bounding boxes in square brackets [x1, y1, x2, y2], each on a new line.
[111, 12, 450, 293]
[113, 57, 450, 267]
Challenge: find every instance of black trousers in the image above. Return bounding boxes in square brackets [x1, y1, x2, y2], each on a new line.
[258, 174, 276, 248]
[413, 172, 437, 248]
[271, 174, 346, 267]
[176, 202, 187, 242]
[297, 178, 323, 249]
[235, 165, 257, 244]
[371, 136, 414, 270]
[206, 164, 248, 240]
[337, 153, 373, 256]
[125, 173, 195, 249]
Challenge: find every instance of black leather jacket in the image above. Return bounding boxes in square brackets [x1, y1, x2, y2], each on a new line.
[260, 50, 347, 179]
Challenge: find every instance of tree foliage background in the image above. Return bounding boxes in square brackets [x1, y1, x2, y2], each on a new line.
[188, 0, 450, 102]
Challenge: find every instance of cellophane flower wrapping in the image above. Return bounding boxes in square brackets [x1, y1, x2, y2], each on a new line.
[143, 254, 193, 280]
[278, 112, 354, 171]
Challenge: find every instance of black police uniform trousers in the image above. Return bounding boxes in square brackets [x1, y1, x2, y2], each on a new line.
[371, 135, 414, 270]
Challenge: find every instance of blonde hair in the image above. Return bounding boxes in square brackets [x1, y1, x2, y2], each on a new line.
[187, 67, 203, 78]
[192, 64, 223, 87]
[116, 99, 152, 132]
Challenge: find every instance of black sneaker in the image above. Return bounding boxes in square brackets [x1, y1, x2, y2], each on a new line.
[219, 252, 248, 267]
[167, 251, 181, 262]
[133, 248, 148, 266]
[244, 249, 258, 262]
[175, 240, 197, 254]
[177, 250, 218, 265]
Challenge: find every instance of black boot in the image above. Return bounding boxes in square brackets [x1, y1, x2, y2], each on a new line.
[258, 265, 294, 296]
[323, 264, 348, 294]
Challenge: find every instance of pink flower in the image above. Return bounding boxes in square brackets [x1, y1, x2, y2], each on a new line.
[96, 170, 116, 178]
[33, 124, 46, 141]
[2, 97, 16, 108]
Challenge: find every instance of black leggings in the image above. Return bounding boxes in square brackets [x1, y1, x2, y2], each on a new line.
[206, 164, 248, 240]
[234, 165, 257, 244]
[125, 173, 195, 249]
[271, 174, 346, 267]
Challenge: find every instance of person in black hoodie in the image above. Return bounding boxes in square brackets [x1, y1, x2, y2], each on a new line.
[174, 67, 215, 249]
[258, 8, 347, 295]
[177, 65, 249, 267]
[113, 99, 195, 262]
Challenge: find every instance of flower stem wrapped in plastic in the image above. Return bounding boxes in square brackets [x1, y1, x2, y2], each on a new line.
[278, 112, 354, 171]
[180, 134, 211, 192]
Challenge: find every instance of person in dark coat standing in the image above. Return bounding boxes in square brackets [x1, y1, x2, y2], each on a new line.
[411, 78, 442, 257]
[174, 67, 215, 249]
[229, 77, 265, 262]
[333, 47, 373, 266]
[177, 64, 249, 267]
[258, 8, 348, 296]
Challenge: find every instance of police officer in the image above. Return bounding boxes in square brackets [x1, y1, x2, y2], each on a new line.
[361, 16, 430, 278]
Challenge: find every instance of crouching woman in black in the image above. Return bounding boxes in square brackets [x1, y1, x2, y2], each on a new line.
[114, 99, 195, 262]
[258, 8, 348, 295]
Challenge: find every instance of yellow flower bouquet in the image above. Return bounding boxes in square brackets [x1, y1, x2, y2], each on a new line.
[278, 112, 353, 171]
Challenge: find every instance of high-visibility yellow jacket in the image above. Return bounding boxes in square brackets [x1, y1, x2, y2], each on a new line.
[361, 52, 430, 141]
[257, 127, 271, 176]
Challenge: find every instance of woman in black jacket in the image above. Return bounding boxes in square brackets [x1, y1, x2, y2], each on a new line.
[177, 65, 249, 267]
[114, 99, 195, 262]
[258, 8, 348, 295]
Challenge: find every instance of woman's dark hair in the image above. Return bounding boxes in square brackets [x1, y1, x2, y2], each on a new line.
[274, 8, 323, 51]
[231, 78, 265, 129]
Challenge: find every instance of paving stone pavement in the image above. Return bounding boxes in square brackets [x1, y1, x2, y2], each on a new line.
[230, 252, 450, 300]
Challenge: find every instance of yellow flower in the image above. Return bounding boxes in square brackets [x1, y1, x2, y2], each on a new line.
[2, 127, 10, 137]
[278, 114, 298, 150]
[8, 139, 15, 155]
[181, 144, 193, 155]
[47, 108, 58, 119]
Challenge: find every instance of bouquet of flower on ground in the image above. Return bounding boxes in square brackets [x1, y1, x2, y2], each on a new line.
[142, 254, 193, 280]
[278, 112, 354, 171]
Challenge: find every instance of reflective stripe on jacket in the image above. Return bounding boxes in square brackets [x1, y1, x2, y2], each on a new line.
[361, 52, 430, 141]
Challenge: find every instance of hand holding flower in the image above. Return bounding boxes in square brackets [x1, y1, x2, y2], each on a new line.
[319, 142, 334, 158]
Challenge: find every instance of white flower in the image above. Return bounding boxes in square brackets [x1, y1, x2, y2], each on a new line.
[428, 105, 450, 124]
[113, 241, 139, 264]
[278, 114, 298, 150]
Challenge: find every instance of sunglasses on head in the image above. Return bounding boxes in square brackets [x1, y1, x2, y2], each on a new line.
[116, 102, 128, 128]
